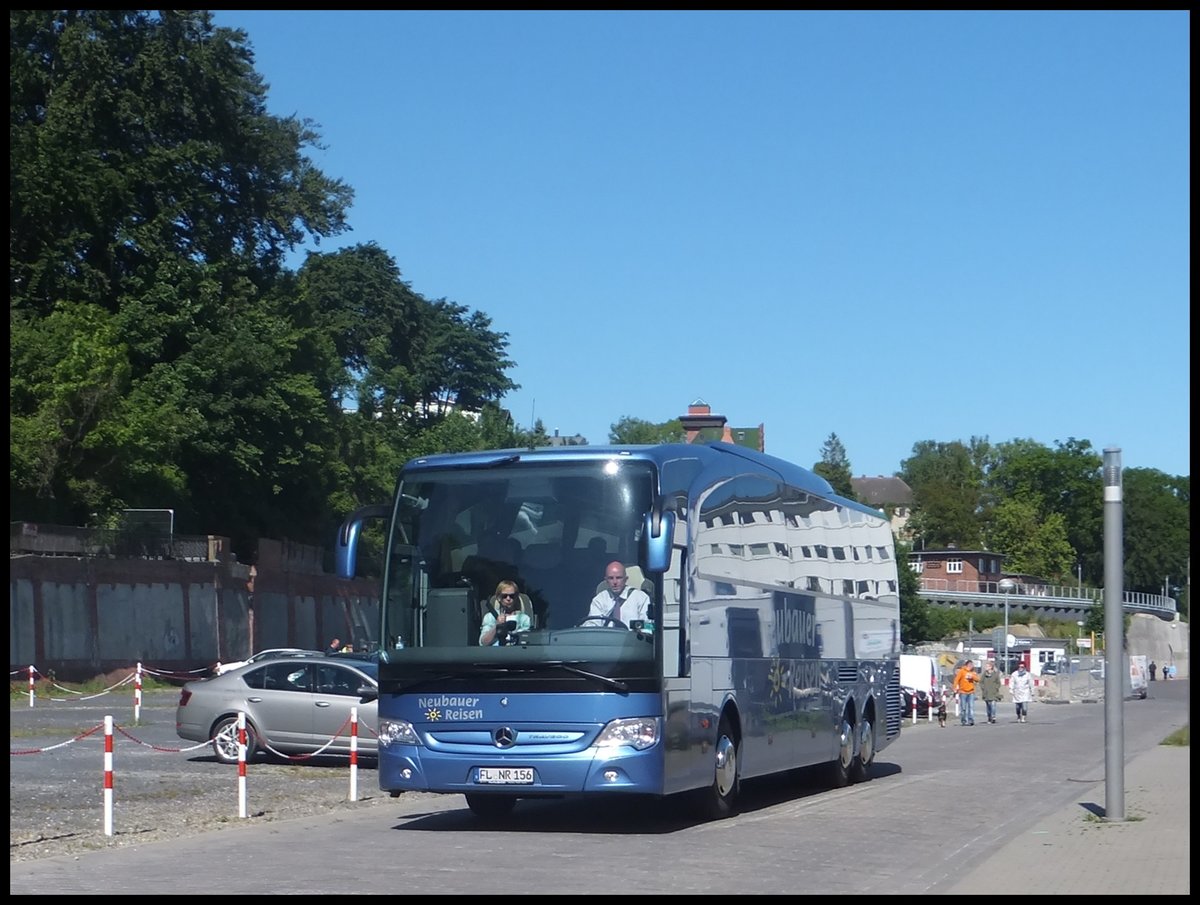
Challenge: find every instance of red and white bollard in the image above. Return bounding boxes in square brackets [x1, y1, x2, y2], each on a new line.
[28, 665, 35, 708]
[237, 712, 248, 819]
[134, 662, 143, 724]
[349, 706, 359, 801]
[104, 715, 114, 836]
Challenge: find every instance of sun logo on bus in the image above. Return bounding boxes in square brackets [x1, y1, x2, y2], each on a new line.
[769, 659, 787, 706]
[425, 708, 442, 721]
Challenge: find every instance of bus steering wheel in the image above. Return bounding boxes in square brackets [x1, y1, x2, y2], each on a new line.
[577, 615, 628, 630]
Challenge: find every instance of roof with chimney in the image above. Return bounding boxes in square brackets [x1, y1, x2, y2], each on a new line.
[679, 399, 764, 452]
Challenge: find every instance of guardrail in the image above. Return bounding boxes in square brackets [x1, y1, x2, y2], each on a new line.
[917, 578, 1176, 616]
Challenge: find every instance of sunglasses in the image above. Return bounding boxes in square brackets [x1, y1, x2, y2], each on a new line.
[499, 593, 516, 599]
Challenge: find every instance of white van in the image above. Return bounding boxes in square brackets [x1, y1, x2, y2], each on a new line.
[899, 654, 943, 716]
[899, 653, 939, 694]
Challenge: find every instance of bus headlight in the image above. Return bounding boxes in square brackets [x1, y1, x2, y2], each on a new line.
[594, 717, 660, 751]
[378, 719, 419, 747]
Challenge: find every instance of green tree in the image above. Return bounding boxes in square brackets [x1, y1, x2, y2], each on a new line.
[10, 10, 353, 547]
[408, 299, 518, 422]
[812, 432, 856, 500]
[1123, 468, 1190, 614]
[608, 416, 685, 444]
[987, 499, 1075, 579]
[517, 418, 554, 448]
[900, 440, 985, 548]
[985, 438, 1103, 583]
[897, 539, 935, 644]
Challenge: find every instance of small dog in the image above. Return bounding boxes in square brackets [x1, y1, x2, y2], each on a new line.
[936, 699, 948, 728]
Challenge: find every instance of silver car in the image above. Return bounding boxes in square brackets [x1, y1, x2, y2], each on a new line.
[211, 647, 322, 676]
[175, 655, 379, 765]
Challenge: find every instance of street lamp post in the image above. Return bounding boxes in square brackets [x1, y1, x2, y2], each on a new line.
[998, 579, 1015, 673]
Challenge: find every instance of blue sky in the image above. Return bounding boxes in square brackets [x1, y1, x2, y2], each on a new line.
[211, 11, 1189, 478]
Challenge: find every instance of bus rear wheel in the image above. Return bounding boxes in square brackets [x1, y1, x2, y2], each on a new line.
[696, 716, 740, 820]
[465, 794, 517, 820]
[830, 716, 854, 788]
[849, 715, 875, 783]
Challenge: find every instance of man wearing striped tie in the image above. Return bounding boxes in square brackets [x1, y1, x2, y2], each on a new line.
[586, 562, 651, 629]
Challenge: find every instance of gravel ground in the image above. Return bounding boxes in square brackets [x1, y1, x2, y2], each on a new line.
[9, 683, 448, 863]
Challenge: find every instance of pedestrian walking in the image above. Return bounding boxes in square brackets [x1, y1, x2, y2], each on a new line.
[1149, 660, 1157, 681]
[980, 659, 1003, 724]
[952, 660, 979, 726]
[1010, 661, 1034, 722]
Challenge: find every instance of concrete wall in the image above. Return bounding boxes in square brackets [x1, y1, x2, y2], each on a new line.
[1126, 612, 1189, 679]
[9, 552, 379, 682]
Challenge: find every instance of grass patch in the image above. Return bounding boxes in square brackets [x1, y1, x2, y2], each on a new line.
[1161, 725, 1189, 746]
[10, 668, 183, 702]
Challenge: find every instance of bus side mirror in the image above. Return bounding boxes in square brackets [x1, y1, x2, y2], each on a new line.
[335, 503, 389, 580]
[644, 509, 675, 573]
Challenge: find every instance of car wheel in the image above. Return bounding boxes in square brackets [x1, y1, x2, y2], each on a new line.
[212, 715, 258, 765]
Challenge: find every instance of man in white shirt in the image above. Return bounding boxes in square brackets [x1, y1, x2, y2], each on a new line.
[587, 561, 651, 628]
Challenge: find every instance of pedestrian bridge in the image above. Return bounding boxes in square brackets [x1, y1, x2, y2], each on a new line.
[917, 579, 1177, 622]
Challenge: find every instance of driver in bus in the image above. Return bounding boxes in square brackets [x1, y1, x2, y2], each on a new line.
[479, 580, 531, 646]
[587, 562, 651, 628]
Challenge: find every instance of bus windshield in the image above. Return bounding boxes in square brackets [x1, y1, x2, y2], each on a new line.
[380, 456, 658, 670]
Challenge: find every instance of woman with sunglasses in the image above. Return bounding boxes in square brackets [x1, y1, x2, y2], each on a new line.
[479, 579, 531, 646]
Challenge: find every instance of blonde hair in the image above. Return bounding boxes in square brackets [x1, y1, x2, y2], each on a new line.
[494, 580, 518, 598]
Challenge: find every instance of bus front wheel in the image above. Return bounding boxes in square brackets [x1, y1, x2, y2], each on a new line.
[696, 715, 740, 820]
[465, 793, 517, 820]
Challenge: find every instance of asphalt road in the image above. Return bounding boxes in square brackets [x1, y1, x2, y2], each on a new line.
[10, 680, 1190, 894]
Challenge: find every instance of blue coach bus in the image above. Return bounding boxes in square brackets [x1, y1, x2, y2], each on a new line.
[335, 442, 902, 820]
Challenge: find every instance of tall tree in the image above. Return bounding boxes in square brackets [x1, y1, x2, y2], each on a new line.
[10, 11, 353, 315]
[987, 498, 1075, 579]
[292, 245, 521, 524]
[813, 432, 856, 500]
[897, 539, 936, 644]
[1122, 468, 1190, 614]
[985, 438, 1103, 583]
[10, 11, 352, 550]
[900, 440, 985, 548]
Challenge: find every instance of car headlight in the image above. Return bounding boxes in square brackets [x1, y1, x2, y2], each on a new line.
[594, 717, 660, 751]
[378, 719, 419, 747]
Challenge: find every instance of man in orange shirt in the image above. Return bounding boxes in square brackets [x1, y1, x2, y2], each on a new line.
[952, 660, 979, 726]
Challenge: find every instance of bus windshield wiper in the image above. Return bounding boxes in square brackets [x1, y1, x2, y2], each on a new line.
[395, 663, 627, 694]
[533, 662, 628, 693]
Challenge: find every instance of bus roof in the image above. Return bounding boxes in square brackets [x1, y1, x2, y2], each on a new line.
[401, 442, 886, 520]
